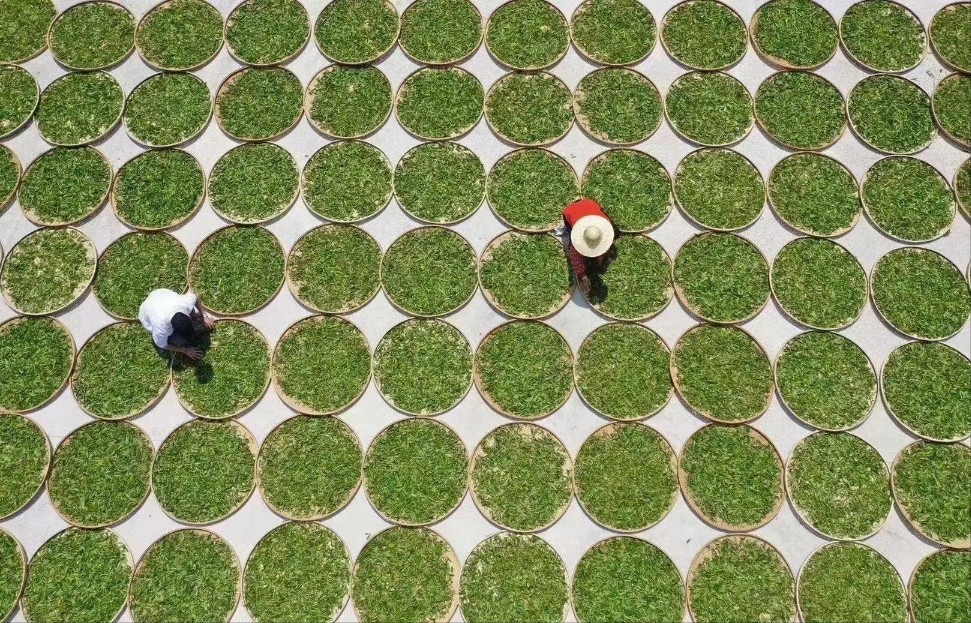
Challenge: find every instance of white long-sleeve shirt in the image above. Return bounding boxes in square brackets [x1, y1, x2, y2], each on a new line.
[138, 289, 198, 348]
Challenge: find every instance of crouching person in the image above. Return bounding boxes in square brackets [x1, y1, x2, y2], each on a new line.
[562, 198, 618, 300]
[138, 289, 216, 361]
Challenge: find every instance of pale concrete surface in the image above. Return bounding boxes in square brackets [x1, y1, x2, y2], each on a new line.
[1, 0, 969, 621]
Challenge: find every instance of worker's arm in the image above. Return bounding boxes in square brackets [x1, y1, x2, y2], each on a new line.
[194, 298, 216, 330]
[569, 246, 592, 296]
[166, 343, 204, 361]
[152, 329, 204, 361]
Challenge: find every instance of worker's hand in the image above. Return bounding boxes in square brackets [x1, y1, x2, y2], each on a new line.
[579, 276, 592, 296]
[202, 315, 216, 331]
[180, 346, 204, 361]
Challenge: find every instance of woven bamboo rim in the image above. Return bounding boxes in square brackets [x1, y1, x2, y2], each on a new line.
[660, 0, 748, 72]
[393, 142, 485, 225]
[473, 320, 574, 420]
[372, 318, 474, 417]
[484, 71, 575, 148]
[135, 0, 224, 72]
[170, 319, 271, 420]
[313, 0, 400, 65]
[773, 331, 877, 432]
[671, 323, 774, 424]
[879, 341, 971, 442]
[956, 158, 970, 220]
[929, 3, 971, 73]
[573, 323, 674, 421]
[271, 315, 372, 416]
[568, 0, 657, 67]
[71, 321, 172, 420]
[256, 415, 363, 521]
[130, 529, 241, 623]
[0, 319, 75, 414]
[907, 549, 970, 623]
[242, 522, 352, 623]
[769, 237, 869, 330]
[485, 148, 579, 233]
[352, 526, 460, 623]
[224, 0, 310, 67]
[795, 542, 904, 623]
[124, 73, 213, 149]
[573, 67, 663, 146]
[188, 225, 286, 317]
[0, 0, 55, 64]
[839, 0, 927, 74]
[37, 71, 124, 147]
[672, 233, 771, 325]
[754, 71, 847, 151]
[35, 71, 125, 147]
[932, 73, 971, 149]
[363, 418, 468, 525]
[285, 224, 382, 314]
[766, 152, 863, 238]
[748, 0, 839, 70]
[678, 423, 785, 531]
[305, 65, 393, 140]
[784, 431, 892, 541]
[379, 226, 478, 318]
[664, 71, 755, 148]
[0, 527, 25, 622]
[395, 67, 484, 141]
[88, 230, 191, 320]
[478, 230, 573, 320]
[1, 227, 96, 316]
[0, 414, 51, 518]
[580, 149, 675, 233]
[469, 422, 573, 532]
[673, 147, 766, 233]
[460, 533, 571, 622]
[573, 422, 678, 532]
[581, 235, 675, 322]
[19, 146, 112, 227]
[47, 1, 135, 71]
[209, 143, 299, 225]
[49, 420, 154, 528]
[23, 527, 134, 623]
[847, 76, 937, 156]
[111, 149, 207, 231]
[0, 65, 38, 140]
[0, 146, 21, 212]
[687, 535, 796, 623]
[152, 419, 258, 526]
[891, 440, 971, 548]
[214, 67, 304, 143]
[861, 157, 955, 243]
[870, 247, 970, 341]
[301, 140, 393, 224]
[485, 0, 570, 71]
[93, 232, 190, 321]
[573, 536, 684, 622]
[399, 0, 483, 66]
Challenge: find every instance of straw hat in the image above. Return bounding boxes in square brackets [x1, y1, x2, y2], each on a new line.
[571, 215, 614, 257]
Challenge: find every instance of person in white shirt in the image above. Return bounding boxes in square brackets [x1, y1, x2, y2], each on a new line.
[138, 289, 216, 361]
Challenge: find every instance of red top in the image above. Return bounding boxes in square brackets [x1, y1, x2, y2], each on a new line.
[563, 199, 609, 282]
[563, 198, 608, 228]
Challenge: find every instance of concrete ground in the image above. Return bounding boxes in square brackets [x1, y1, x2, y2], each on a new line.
[1, 0, 968, 621]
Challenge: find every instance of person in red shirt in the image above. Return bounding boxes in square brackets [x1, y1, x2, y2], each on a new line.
[562, 199, 617, 298]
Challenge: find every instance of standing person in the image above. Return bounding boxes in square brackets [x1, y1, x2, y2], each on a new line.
[138, 288, 216, 360]
[562, 198, 617, 298]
